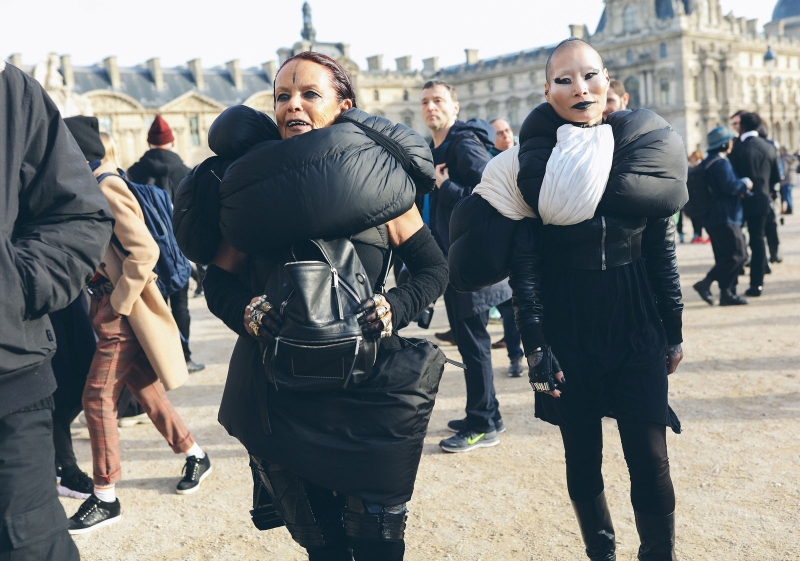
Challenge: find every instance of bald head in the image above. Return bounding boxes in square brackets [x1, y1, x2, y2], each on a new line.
[545, 38, 603, 83]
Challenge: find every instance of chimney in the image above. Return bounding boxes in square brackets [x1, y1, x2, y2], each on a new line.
[395, 56, 412, 71]
[262, 61, 277, 82]
[465, 49, 479, 65]
[103, 56, 120, 89]
[8, 53, 22, 68]
[367, 55, 383, 71]
[422, 57, 439, 73]
[277, 48, 292, 65]
[60, 55, 74, 89]
[340, 44, 351, 59]
[746, 19, 758, 36]
[569, 24, 588, 40]
[147, 57, 163, 90]
[188, 58, 204, 90]
[226, 59, 243, 89]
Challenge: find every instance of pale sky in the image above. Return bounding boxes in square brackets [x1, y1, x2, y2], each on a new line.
[2, 0, 778, 71]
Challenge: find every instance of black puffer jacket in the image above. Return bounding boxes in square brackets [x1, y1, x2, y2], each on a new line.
[217, 108, 433, 255]
[448, 103, 688, 292]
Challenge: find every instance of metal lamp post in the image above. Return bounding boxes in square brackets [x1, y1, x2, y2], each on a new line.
[764, 46, 780, 136]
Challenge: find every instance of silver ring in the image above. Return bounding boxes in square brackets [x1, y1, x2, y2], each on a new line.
[380, 315, 391, 330]
[372, 294, 386, 307]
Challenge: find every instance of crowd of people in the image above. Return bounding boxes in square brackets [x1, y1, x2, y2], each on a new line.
[691, 110, 786, 306]
[2, 37, 742, 561]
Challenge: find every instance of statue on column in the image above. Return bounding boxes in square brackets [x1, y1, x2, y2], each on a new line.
[301, 2, 316, 42]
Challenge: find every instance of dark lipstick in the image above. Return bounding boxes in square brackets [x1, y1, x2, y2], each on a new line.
[572, 101, 594, 110]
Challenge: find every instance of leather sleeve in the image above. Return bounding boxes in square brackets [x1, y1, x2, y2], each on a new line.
[508, 218, 546, 354]
[641, 216, 683, 345]
[384, 226, 448, 330]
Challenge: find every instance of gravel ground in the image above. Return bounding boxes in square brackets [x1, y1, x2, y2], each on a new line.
[63, 215, 800, 560]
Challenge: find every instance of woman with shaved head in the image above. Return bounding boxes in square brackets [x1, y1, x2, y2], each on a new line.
[449, 38, 688, 560]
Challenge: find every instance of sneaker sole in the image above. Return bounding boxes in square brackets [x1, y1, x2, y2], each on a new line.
[57, 485, 91, 500]
[176, 465, 213, 495]
[68, 514, 121, 535]
[440, 438, 501, 453]
[447, 425, 506, 434]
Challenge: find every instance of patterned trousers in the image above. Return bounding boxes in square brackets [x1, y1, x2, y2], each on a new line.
[83, 292, 194, 486]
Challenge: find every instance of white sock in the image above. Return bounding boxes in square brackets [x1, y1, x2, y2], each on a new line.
[94, 485, 115, 503]
[185, 442, 205, 459]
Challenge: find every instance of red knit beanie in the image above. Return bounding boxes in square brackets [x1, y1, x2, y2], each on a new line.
[148, 115, 174, 145]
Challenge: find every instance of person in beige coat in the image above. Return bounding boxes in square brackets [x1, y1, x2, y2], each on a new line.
[62, 117, 212, 535]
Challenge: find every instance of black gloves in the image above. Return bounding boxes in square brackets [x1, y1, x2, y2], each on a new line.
[526, 345, 563, 393]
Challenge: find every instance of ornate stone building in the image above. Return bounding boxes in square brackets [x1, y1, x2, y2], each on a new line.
[9, 0, 800, 167]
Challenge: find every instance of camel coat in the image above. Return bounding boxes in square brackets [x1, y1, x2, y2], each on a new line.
[93, 162, 188, 390]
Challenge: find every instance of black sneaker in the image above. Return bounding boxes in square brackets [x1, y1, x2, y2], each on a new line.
[440, 429, 500, 453]
[447, 418, 506, 434]
[719, 294, 748, 306]
[58, 468, 93, 499]
[176, 454, 212, 495]
[508, 357, 523, 377]
[68, 495, 121, 534]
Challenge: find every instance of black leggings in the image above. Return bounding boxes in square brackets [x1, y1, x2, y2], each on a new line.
[559, 419, 675, 517]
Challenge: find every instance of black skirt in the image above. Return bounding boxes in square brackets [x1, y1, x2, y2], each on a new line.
[536, 258, 681, 433]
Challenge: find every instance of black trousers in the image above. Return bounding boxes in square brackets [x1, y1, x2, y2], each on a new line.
[50, 297, 96, 472]
[703, 223, 747, 294]
[560, 419, 675, 517]
[744, 214, 768, 289]
[0, 398, 79, 560]
[443, 288, 500, 432]
[166, 282, 191, 360]
[766, 205, 780, 259]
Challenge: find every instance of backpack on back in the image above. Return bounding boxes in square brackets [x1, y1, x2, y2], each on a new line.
[684, 155, 721, 218]
[265, 237, 388, 392]
[98, 172, 192, 297]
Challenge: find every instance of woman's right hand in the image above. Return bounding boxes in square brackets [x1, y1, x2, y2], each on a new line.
[243, 295, 282, 344]
[527, 345, 565, 398]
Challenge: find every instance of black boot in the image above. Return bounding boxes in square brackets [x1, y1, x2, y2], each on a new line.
[571, 491, 616, 560]
[634, 510, 676, 561]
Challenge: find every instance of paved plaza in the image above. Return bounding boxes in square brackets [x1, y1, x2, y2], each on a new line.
[63, 216, 800, 560]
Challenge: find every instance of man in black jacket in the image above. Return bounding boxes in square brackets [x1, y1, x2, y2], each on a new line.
[128, 115, 204, 372]
[0, 62, 113, 560]
[421, 80, 512, 452]
[729, 112, 781, 296]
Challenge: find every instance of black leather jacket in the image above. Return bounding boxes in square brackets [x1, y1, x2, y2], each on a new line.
[508, 215, 683, 352]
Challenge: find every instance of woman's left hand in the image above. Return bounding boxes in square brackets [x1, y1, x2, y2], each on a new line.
[356, 294, 393, 340]
[666, 344, 683, 374]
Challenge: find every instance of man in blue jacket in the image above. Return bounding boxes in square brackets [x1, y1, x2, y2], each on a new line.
[421, 80, 512, 452]
[692, 127, 753, 306]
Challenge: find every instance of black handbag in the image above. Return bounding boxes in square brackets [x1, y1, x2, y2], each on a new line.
[264, 238, 382, 392]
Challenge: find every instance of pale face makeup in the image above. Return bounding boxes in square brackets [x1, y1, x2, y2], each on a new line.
[545, 43, 610, 126]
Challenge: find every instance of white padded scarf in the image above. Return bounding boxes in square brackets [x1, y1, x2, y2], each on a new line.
[538, 123, 615, 226]
[473, 145, 537, 220]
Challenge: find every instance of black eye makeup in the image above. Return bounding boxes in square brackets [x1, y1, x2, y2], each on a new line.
[554, 77, 571, 85]
[276, 93, 290, 102]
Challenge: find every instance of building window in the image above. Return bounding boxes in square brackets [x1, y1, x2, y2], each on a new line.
[624, 77, 640, 109]
[189, 116, 200, 146]
[660, 43, 668, 59]
[508, 75, 515, 90]
[466, 105, 479, 120]
[626, 50, 634, 65]
[507, 99, 520, 128]
[713, 71, 720, 100]
[623, 5, 636, 33]
[486, 101, 499, 120]
[693, 76, 700, 102]
[403, 114, 413, 128]
[530, 71, 537, 84]
[660, 78, 670, 105]
[403, 90, 409, 101]
[488, 79, 495, 92]
[468, 83, 475, 96]
[373, 90, 380, 101]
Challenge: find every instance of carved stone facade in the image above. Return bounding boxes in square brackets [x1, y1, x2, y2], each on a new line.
[8, 0, 800, 167]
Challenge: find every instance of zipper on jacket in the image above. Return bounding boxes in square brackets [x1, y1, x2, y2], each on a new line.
[600, 216, 607, 271]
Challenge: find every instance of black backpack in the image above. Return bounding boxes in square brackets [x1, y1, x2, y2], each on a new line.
[264, 237, 390, 392]
[684, 155, 721, 218]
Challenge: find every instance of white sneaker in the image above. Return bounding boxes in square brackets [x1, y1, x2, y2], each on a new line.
[118, 412, 150, 428]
